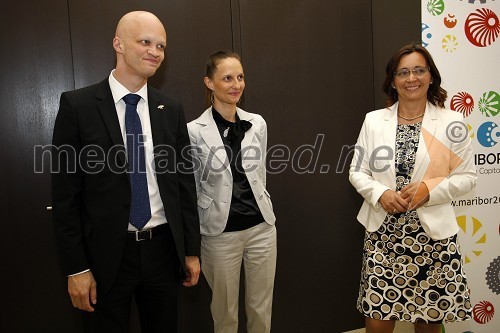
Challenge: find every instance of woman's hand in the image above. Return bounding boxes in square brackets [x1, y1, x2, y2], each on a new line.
[400, 182, 429, 210]
[378, 189, 409, 214]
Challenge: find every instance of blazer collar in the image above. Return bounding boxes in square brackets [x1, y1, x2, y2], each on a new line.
[95, 80, 127, 168]
[382, 101, 439, 179]
[413, 102, 439, 178]
[198, 107, 229, 169]
[96, 79, 120, 142]
[195, 106, 254, 125]
[383, 101, 438, 124]
[240, 110, 257, 159]
[196, 107, 256, 169]
[96, 81, 168, 168]
[382, 103, 398, 178]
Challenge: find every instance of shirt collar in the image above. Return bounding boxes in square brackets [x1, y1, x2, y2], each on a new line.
[108, 69, 148, 104]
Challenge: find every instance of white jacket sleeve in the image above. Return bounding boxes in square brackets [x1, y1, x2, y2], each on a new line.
[349, 116, 391, 209]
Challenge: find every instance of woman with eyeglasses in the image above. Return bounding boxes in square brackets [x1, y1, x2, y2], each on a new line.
[349, 42, 476, 333]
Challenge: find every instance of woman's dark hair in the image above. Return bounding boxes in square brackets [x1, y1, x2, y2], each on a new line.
[382, 42, 447, 108]
[204, 50, 242, 108]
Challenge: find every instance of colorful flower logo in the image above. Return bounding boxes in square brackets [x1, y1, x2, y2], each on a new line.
[442, 34, 458, 52]
[422, 23, 433, 47]
[486, 256, 500, 295]
[466, 123, 474, 139]
[427, 0, 445, 16]
[477, 121, 500, 147]
[472, 301, 495, 324]
[465, 8, 500, 47]
[456, 215, 486, 264]
[444, 14, 458, 28]
[479, 91, 500, 117]
[450, 92, 474, 117]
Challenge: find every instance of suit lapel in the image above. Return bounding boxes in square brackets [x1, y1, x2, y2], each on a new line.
[196, 107, 257, 170]
[198, 108, 230, 171]
[412, 102, 438, 179]
[382, 104, 397, 180]
[148, 89, 165, 147]
[238, 108, 256, 160]
[96, 80, 126, 167]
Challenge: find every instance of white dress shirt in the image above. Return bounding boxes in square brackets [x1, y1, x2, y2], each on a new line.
[108, 70, 168, 231]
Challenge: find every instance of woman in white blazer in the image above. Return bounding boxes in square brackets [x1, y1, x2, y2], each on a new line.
[349, 43, 476, 333]
[187, 51, 277, 333]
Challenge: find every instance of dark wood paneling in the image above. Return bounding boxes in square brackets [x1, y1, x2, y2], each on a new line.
[0, 0, 77, 332]
[238, 1, 372, 331]
[68, 0, 235, 122]
[372, 1, 422, 108]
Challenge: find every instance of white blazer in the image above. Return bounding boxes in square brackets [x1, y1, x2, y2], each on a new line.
[187, 107, 276, 236]
[349, 102, 477, 240]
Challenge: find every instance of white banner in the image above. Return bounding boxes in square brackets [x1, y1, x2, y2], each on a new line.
[422, 1, 500, 332]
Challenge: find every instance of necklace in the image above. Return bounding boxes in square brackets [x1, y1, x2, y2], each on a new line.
[397, 112, 425, 121]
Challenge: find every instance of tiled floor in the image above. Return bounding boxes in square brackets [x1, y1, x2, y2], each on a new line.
[344, 321, 414, 333]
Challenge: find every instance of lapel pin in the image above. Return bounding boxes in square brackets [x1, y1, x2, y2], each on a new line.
[157, 105, 165, 109]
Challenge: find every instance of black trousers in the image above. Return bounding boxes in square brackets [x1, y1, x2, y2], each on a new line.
[87, 225, 180, 333]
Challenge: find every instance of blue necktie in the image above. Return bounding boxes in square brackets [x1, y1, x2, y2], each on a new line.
[123, 94, 151, 230]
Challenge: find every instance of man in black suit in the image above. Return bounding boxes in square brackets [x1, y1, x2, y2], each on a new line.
[51, 11, 200, 332]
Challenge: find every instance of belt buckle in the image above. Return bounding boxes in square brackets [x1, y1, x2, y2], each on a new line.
[135, 228, 152, 241]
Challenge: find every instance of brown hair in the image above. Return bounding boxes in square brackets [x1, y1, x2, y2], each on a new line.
[382, 42, 447, 108]
[204, 51, 242, 108]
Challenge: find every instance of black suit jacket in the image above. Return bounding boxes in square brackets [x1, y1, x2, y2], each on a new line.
[51, 79, 200, 294]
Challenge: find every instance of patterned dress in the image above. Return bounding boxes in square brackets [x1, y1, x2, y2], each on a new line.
[357, 122, 472, 323]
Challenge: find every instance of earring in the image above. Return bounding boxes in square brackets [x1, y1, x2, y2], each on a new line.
[210, 91, 214, 104]
[391, 84, 396, 89]
[430, 80, 433, 84]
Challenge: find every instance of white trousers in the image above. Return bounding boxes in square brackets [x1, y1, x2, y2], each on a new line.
[201, 222, 277, 333]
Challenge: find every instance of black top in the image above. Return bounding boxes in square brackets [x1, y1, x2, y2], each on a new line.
[212, 108, 264, 232]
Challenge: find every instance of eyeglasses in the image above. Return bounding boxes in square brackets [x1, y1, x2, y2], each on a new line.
[394, 67, 430, 78]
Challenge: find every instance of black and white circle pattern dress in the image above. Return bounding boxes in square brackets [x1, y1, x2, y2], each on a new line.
[357, 122, 472, 323]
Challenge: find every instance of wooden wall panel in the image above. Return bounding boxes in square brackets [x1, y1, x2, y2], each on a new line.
[372, 1, 422, 108]
[0, 0, 77, 332]
[237, 1, 372, 331]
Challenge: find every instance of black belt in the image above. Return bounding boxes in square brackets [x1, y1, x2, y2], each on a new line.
[127, 223, 169, 241]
